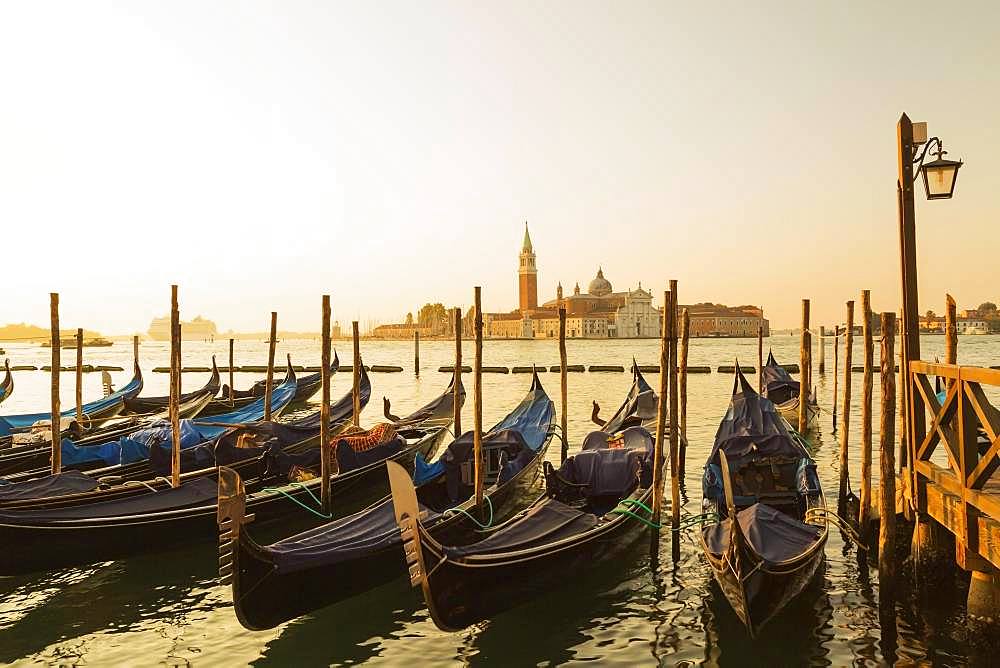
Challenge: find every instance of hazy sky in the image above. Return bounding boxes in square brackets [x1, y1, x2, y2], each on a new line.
[2, 1, 998, 332]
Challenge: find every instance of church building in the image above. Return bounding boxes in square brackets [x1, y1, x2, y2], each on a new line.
[485, 224, 661, 339]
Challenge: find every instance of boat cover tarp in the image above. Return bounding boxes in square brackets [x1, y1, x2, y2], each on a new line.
[279, 365, 371, 431]
[0, 477, 218, 523]
[268, 497, 437, 574]
[707, 369, 809, 471]
[445, 498, 597, 558]
[761, 351, 800, 405]
[0, 365, 143, 435]
[413, 377, 553, 485]
[57, 372, 297, 468]
[601, 363, 656, 434]
[0, 470, 99, 501]
[702, 502, 821, 563]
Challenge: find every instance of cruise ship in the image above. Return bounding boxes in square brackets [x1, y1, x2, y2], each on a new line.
[148, 315, 218, 341]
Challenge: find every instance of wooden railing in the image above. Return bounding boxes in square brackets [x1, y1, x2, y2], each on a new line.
[907, 362, 1000, 569]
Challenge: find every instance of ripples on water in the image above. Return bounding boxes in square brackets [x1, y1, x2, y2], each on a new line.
[1, 335, 998, 665]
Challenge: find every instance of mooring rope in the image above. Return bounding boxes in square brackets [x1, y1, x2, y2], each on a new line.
[804, 507, 867, 549]
[262, 482, 332, 520]
[444, 494, 494, 530]
[611, 498, 662, 530]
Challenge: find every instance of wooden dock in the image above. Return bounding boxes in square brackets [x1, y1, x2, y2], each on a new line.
[901, 361, 1000, 576]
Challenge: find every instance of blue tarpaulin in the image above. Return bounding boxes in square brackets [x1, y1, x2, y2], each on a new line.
[59, 374, 297, 467]
[0, 367, 144, 436]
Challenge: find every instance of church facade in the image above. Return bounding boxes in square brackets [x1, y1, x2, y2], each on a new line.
[484, 224, 769, 339]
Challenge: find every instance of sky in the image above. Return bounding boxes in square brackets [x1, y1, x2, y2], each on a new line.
[1, 1, 998, 333]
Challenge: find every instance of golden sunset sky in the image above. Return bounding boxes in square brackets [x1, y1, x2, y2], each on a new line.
[1, 1, 997, 332]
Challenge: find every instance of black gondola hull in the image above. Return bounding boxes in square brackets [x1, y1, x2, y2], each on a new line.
[706, 537, 826, 636]
[229, 432, 549, 629]
[417, 493, 653, 631]
[0, 427, 447, 575]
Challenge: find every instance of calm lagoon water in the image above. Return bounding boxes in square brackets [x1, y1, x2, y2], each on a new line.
[0, 334, 997, 666]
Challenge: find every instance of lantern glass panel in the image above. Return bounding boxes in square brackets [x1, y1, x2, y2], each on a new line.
[922, 163, 958, 200]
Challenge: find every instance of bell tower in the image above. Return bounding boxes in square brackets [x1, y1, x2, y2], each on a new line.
[519, 222, 538, 312]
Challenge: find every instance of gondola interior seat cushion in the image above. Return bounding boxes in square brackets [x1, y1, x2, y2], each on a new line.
[549, 448, 643, 500]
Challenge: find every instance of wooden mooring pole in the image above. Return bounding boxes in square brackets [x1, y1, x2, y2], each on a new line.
[798, 299, 811, 432]
[679, 307, 690, 475]
[838, 301, 854, 513]
[170, 285, 181, 488]
[352, 321, 361, 426]
[819, 325, 826, 373]
[832, 325, 839, 433]
[453, 307, 462, 435]
[668, 281, 680, 537]
[651, 289, 670, 526]
[757, 324, 764, 394]
[878, 312, 897, 590]
[859, 291, 874, 538]
[945, 293, 957, 377]
[75, 328, 83, 424]
[414, 331, 420, 377]
[228, 338, 235, 404]
[49, 293, 61, 474]
[133, 335, 139, 369]
[558, 307, 568, 463]
[263, 312, 277, 422]
[473, 287, 484, 508]
[320, 295, 332, 512]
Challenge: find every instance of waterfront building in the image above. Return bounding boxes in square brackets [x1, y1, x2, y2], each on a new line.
[483, 225, 767, 339]
[370, 323, 434, 339]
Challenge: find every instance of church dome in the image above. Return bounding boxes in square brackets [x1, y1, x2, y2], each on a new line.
[588, 267, 612, 297]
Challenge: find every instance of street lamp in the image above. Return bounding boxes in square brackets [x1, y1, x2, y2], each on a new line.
[895, 112, 963, 547]
[914, 137, 963, 200]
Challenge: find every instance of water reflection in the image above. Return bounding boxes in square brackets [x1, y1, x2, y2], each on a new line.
[701, 567, 834, 666]
[0, 336, 995, 664]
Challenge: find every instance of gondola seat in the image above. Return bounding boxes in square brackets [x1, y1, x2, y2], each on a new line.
[545, 447, 646, 510]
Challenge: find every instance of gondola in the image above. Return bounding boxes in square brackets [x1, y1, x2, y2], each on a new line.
[0, 373, 455, 575]
[700, 368, 827, 637]
[385, 377, 663, 631]
[0, 390, 214, 477]
[760, 351, 818, 431]
[0, 361, 298, 492]
[0, 360, 12, 406]
[196, 356, 337, 418]
[217, 357, 338, 406]
[123, 356, 222, 414]
[0, 360, 143, 436]
[217, 371, 548, 630]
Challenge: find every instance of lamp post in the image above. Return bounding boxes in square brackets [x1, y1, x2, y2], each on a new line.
[896, 113, 962, 523]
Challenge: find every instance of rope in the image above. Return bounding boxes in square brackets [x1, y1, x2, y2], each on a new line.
[443, 494, 494, 529]
[804, 507, 867, 550]
[123, 479, 161, 493]
[611, 507, 662, 530]
[611, 498, 663, 530]
[262, 482, 332, 520]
